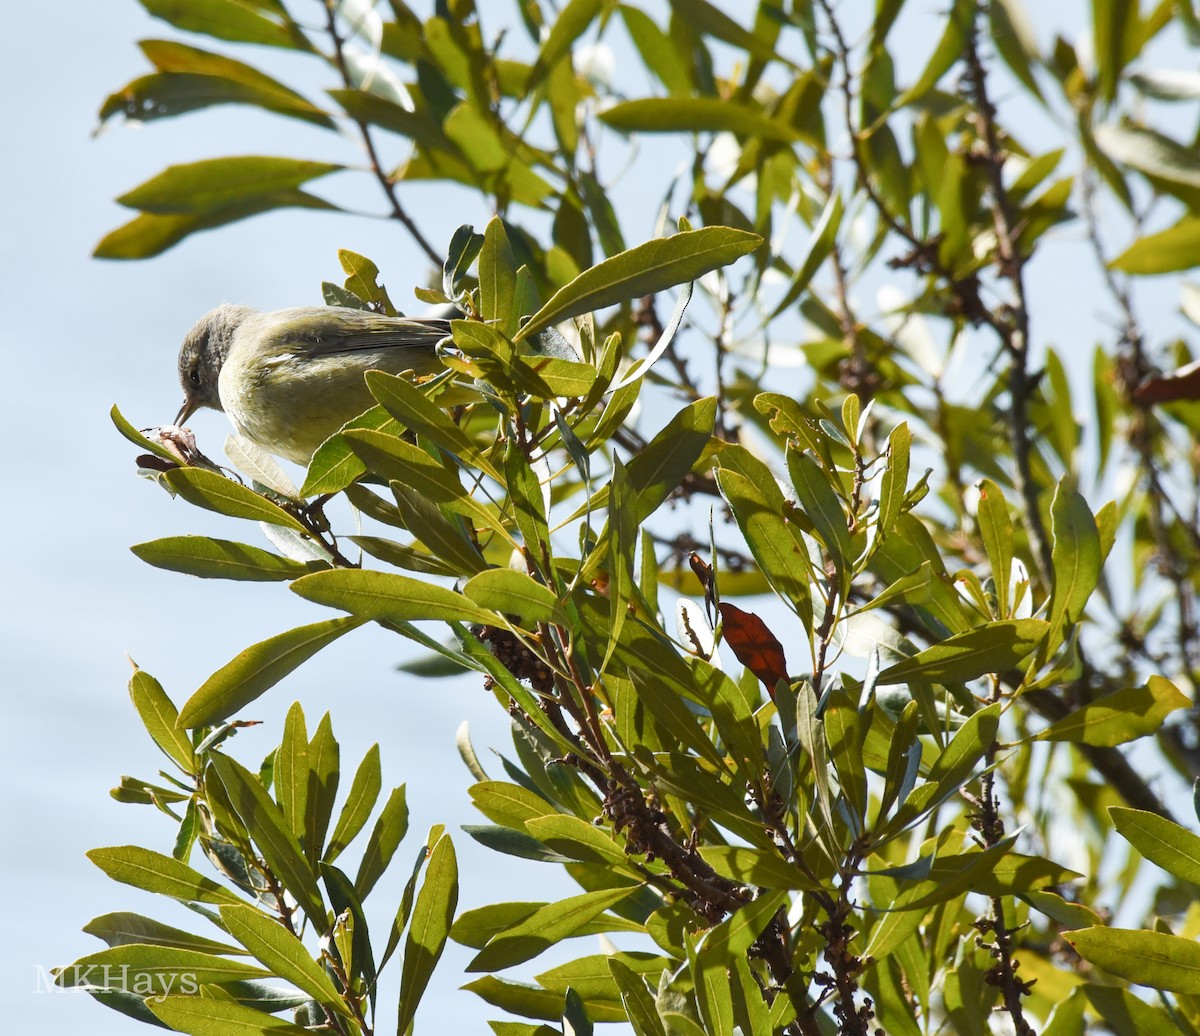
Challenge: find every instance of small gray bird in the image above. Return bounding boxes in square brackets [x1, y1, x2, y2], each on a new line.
[175, 304, 453, 464]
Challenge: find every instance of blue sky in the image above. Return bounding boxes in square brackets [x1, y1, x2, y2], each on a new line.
[4, 2, 1195, 1033]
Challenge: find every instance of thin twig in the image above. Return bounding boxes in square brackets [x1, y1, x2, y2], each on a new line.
[322, 1, 442, 266]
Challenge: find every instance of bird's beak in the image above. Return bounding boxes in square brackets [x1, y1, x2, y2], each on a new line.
[175, 398, 198, 427]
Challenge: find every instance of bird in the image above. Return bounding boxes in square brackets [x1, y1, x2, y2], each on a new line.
[174, 304, 454, 464]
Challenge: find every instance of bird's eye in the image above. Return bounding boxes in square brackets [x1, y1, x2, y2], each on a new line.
[189, 368, 201, 385]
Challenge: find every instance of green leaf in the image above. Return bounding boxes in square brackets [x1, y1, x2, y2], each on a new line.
[698, 846, 822, 890]
[219, 903, 352, 1018]
[517, 227, 761, 342]
[129, 669, 196, 773]
[117, 156, 341, 214]
[207, 752, 328, 928]
[877, 619, 1048, 684]
[339, 248, 396, 314]
[1110, 215, 1200, 274]
[990, 0, 1044, 101]
[1047, 482, 1100, 639]
[1065, 927, 1200, 992]
[161, 467, 309, 532]
[355, 785, 409, 899]
[1033, 676, 1188, 746]
[788, 449, 851, 584]
[609, 958, 668, 1036]
[83, 912, 240, 954]
[301, 404, 403, 497]
[1111, 806, 1200, 883]
[139, 0, 314, 50]
[86, 845, 243, 905]
[599, 97, 801, 143]
[769, 191, 843, 319]
[146, 995, 315, 1034]
[468, 887, 634, 972]
[365, 370, 502, 480]
[324, 743, 381, 864]
[976, 480, 1013, 616]
[714, 464, 814, 630]
[1083, 983, 1189, 1036]
[111, 403, 182, 462]
[304, 713, 340, 866]
[177, 616, 364, 727]
[668, 0, 782, 62]
[527, 0, 602, 92]
[276, 702, 308, 849]
[397, 834, 458, 1034]
[523, 815, 632, 869]
[101, 41, 334, 129]
[470, 780, 554, 830]
[480, 216, 519, 336]
[96, 191, 337, 259]
[392, 487, 489, 575]
[464, 975, 629, 1023]
[56, 945, 269, 991]
[292, 568, 497, 625]
[131, 535, 319, 581]
[464, 569, 563, 625]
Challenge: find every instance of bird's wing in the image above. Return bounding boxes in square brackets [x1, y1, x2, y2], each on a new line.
[260, 309, 453, 357]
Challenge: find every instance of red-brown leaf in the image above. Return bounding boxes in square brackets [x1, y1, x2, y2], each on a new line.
[719, 602, 788, 695]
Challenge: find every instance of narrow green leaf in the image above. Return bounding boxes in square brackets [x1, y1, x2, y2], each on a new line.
[609, 958, 668, 1036]
[769, 192, 843, 319]
[129, 669, 196, 773]
[481, 216, 518, 336]
[177, 616, 364, 728]
[468, 887, 633, 972]
[219, 903, 352, 1018]
[324, 743, 381, 864]
[523, 815, 631, 868]
[1111, 807, 1200, 883]
[877, 619, 1048, 684]
[788, 449, 851, 580]
[207, 753, 328, 927]
[1111, 215, 1200, 274]
[117, 156, 340, 215]
[162, 467, 308, 532]
[131, 535, 318, 581]
[714, 465, 814, 631]
[355, 785, 409, 899]
[1034, 675, 1189, 746]
[292, 568, 497, 625]
[147, 995, 315, 1034]
[397, 834, 459, 1033]
[301, 404, 402, 497]
[304, 712, 340, 866]
[526, 0, 602, 92]
[464, 975, 629, 1023]
[82, 911, 237, 955]
[365, 370, 501, 480]
[139, 0, 314, 50]
[101, 38, 334, 129]
[111, 403, 181, 462]
[976, 480, 1013, 616]
[55, 945, 268, 991]
[599, 97, 801, 143]
[1047, 481, 1100, 642]
[86, 845, 242, 905]
[698, 846, 821, 890]
[392, 487, 489, 575]
[464, 569, 562, 625]
[517, 227, 761, 342]
[1065, 927, 1200, 992]
[276, 702, 308, 849]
